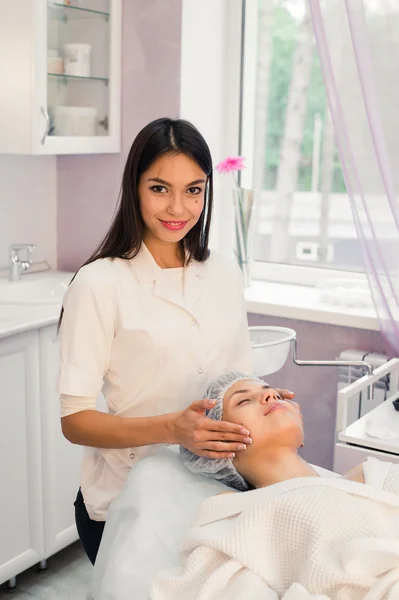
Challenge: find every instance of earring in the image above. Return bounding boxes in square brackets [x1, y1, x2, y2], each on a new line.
[300, 442, 304, 448]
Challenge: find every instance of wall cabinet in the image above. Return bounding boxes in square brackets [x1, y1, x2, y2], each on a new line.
[0, 0, 121, 155]
[0, 326, 82, 585]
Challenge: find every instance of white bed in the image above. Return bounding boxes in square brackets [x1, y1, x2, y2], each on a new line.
[88, 446, 338, 600]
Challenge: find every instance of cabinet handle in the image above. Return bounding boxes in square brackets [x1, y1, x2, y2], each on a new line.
[40, 106, 51, 145]
[98, 116, 109, 132]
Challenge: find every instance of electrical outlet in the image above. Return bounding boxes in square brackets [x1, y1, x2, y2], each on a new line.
[296, 242, 334, 262]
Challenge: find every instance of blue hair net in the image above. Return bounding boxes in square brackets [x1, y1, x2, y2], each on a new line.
[180, 371, 265, 491]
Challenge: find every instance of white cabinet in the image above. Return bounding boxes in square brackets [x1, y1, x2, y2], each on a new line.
[0, 331, 44, 585]
[0, 0, 121, 155]
[39, 325, 83, 558]
[334, 443, 399, 475]
[0, 324, 84, 585]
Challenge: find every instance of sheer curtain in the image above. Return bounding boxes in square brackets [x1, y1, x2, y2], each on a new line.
[309, 0, 399, 353]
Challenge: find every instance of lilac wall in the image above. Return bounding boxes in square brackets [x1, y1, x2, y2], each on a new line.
[248, 313, 389, 470]
[57, 0, 182, 270]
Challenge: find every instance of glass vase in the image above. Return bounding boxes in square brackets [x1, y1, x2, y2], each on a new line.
[233, 187, 256, 288]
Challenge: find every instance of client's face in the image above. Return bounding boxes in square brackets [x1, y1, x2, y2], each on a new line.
[223, 379, 303, 453]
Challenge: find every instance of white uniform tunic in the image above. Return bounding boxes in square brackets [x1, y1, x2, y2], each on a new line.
[57, 244, 252, 520]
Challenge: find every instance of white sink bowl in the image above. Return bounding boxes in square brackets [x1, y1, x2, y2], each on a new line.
[0, 305, 30, 322]
[249, 326, 296, 376]
[0, 274, 71, 305]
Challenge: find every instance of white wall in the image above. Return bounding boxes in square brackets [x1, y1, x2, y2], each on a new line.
[180, 0, 242, 257]
[0, 155, 57, 272]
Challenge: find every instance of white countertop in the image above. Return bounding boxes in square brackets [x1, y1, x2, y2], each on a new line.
[245, 279, 379, 331]
[0, 271, 73, 340]
[0, 304, 61, 340]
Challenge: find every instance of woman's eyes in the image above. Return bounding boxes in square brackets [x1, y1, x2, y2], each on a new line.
[149, 185, 202, 195]
[150, 185, 167, 193]
[187, 186, 202, 195]
[237, 399, 250, 406]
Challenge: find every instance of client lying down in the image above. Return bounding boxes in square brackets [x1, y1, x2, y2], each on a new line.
[151, 372, 399, 600]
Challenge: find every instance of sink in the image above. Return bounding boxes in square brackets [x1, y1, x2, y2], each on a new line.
[0, 274, 71, 305]
[249, 326, 296, 376]
[0, 305, 30, 322]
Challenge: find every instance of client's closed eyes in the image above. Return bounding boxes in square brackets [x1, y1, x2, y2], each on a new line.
[237, 399, 251, 406]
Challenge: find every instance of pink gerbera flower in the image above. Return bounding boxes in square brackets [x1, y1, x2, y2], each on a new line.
[216, 155, 246, 174]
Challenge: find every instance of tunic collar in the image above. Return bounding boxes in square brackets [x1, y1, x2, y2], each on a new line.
[130, 243, 207, 317]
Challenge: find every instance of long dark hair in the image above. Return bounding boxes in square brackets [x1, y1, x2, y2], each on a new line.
[58, 117, 214, 330]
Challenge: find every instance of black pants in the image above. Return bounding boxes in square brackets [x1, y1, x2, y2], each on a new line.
[74, 489, 105, 565]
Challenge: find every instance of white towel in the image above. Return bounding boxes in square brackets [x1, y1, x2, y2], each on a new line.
[151, 459, 399, 600]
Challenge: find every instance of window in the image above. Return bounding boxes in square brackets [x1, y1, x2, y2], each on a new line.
[240, 0, 385, 282]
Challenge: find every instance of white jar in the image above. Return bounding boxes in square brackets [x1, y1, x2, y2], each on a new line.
[48, 55, 64, 74]
[63, 43, 91, 77]
[52, 106, 97, 136]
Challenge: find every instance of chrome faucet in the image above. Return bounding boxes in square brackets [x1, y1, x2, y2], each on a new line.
[9, 244, 36, 282]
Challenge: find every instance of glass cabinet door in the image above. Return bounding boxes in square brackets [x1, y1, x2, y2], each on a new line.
[46, 0, 113, 144]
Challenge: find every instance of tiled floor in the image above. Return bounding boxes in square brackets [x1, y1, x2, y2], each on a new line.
[0, 543, 92, 600]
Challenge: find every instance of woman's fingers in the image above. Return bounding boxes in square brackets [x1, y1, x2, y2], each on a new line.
[190, 398, 217, 415]
[201, 450, 238, 459]
[205, 418, 250, 436]
[203, 431, 252, 444]
[204, 441, 248, 453]
[195, 419, 252, 452]
[195, 432, 250, 452]
[175, 401, 252, 453]
[276, 388, 295, 399]
[189, 400, 250, 436]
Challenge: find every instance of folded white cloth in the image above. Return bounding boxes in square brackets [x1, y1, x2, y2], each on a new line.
[151, 458, 399, 600]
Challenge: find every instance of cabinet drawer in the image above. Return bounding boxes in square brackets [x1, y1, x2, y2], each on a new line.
[334, 442, 399, 475]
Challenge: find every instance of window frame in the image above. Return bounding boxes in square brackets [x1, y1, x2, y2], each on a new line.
[239, 0, 366, 287]
[251, 260, 367, 287]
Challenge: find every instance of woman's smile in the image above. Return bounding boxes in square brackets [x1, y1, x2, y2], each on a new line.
[159, 219, 189, 231]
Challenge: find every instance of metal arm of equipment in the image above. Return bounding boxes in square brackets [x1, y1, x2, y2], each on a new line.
[291, 338, 374, 399]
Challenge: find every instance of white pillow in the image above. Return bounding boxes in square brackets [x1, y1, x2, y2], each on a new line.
[89, 447, 338, 600]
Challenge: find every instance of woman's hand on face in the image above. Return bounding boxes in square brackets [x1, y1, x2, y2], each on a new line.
[275, 388, 302, 422]
[173, 399, 252, 459]
[276, 388, 295, 400]
[290, 400, 303, 422]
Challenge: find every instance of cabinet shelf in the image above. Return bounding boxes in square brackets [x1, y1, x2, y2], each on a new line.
[48, 72, 109, 85]
[0, 0, 121, 155]
[48, 2, 109, 21]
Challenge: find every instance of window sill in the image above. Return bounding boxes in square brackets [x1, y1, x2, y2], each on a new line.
[245, 279, 379, 331]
